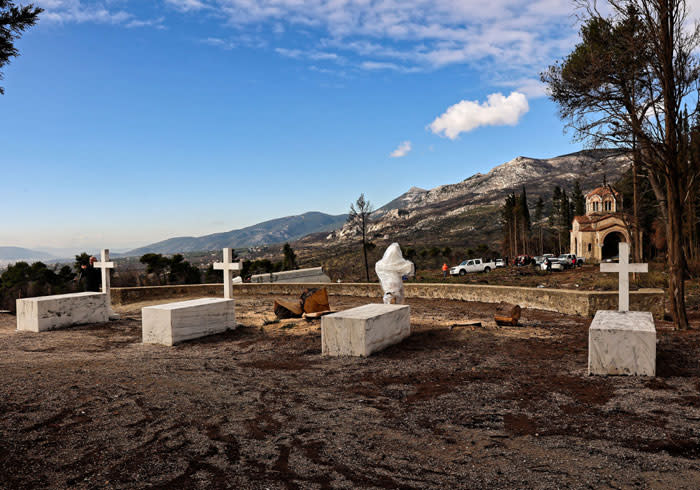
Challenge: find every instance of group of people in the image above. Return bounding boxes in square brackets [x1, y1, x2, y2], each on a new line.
[512, 256, 533, 267]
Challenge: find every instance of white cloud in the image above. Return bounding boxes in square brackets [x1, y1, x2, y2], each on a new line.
[167, 0, 579, 82]
[201, 37, 236, 50]
[361, 61, 400, 71]
[390, 141, 412, 158]
[165, 0, 207, 12]
[37, 0, 149, 26]
[494, 78, 548, 98]
[36, 1, 584, 87]
[126, 17, 166, 29]
[429, 92, 529, 139]
[275, 48, 341, 61]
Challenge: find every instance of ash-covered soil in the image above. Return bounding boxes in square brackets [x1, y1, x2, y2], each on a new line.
[1, 295, 700, 489]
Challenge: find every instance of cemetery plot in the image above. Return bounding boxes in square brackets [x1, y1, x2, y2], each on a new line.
[16, 291, 109, 332]
[322, 303, 411, 356]
[590, 242, 657, 376]
[16, 248, 114, 332]
[1, 295, 700, 489]
[141, 248, 239, 346]
[142, 298, 236, 346]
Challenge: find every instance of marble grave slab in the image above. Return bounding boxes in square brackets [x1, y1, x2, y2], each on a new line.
[142, 298, 236, 346]
[16, 292, 110, 332]
[321, 303, 410, 357]
[588, 310, 656, 376]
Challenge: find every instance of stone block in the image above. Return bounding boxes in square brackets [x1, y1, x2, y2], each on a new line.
[588, 310, 656, 376]
[321, 304, 410, 357]
[142, 298, 236, 346]
[16, 292, 110, 332]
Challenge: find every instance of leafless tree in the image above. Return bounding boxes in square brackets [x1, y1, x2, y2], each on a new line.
[347, 194, 374, 282]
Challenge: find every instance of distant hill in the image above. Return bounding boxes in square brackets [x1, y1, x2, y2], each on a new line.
[127, 211, 348, 256]
[0, 247, 56, 262]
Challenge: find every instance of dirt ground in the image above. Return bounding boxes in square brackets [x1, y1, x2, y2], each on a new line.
[2, 294, 700, 489]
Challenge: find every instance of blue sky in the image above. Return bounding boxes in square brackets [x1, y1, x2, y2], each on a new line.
[1, 0, 587, 252]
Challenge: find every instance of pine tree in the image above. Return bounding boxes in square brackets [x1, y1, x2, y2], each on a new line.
[558, 189, 572, 254]
[550, 186, 562, 228]
[534, 196, 545, 255]
[0, 2, 42, 95]
[500, 193, 517, 257]
[517, 187, 531, 255]
[572, 180, 586, 217]
[282, 243, 297, 270]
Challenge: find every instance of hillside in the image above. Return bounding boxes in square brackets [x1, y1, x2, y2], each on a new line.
[306, 149, 631, 251]
[127, 211, 348, 256]
[0, 247, 55, 263]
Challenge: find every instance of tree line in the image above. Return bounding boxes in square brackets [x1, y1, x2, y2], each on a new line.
[0, 242, 302, 311]
[500, 183, 586, 258]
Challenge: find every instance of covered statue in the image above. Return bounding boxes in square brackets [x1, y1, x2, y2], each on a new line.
[375, 243, 415, 304]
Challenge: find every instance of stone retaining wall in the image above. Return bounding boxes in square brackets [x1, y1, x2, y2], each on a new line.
[112, 283, 665, 318]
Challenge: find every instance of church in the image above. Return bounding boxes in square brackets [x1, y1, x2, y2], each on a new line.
[570, 186, 632, 262]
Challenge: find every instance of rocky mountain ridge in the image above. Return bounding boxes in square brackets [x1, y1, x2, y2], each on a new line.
[319, 149, 631, 247]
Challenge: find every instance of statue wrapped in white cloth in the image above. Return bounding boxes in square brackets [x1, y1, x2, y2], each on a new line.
[375, 243, 415, 305]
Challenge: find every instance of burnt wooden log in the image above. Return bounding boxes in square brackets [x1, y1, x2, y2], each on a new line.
[274, 288, 331, 320]
[301, 288, 330, 314]
[274, 299, 303, 319]
[494, 303, 522, 326]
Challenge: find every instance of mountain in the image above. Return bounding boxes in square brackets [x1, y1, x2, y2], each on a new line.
[0, 247, 56, 262]
[127, 211, 348, 256]
[318, 149, 631, 247]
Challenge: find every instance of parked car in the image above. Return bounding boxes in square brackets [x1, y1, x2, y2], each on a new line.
[557, 253, 577, 269]
[450, 258, 496, 276]
[540, 255, 564, 271]
[495, 259, 505, 268]
[537, 254, 555, 265]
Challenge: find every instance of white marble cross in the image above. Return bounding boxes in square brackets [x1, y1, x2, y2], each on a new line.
[94, 249, 115, 303]
[600, 242, 648, 312]
[214, 248, 241, 299]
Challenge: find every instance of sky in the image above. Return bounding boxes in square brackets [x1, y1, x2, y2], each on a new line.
[1, 0, 600, 252]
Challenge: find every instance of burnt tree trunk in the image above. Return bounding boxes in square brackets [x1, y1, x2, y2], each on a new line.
[362, 215, 369, 282]
[666, 174, 689, 329]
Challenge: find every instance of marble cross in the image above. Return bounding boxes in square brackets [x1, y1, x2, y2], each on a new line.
[600, 242, 648, 312]
[94, 249, 115, 305]
[214, 248, 241, 299]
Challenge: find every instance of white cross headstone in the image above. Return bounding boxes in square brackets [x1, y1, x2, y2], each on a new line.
[94, 249, 115, 302]
[600, 242, 647, 312]
[214, 248, 241, 299]
[94, 248, 117, 318]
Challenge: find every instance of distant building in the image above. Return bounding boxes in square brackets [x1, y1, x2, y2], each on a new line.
[570, 186, 632, 262]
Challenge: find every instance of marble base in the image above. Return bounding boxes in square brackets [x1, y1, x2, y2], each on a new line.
[588, 310, 656, 376]
[142, 298, 236, 346]
[16, 292, 110, 332]
[321, 304, 410, 357]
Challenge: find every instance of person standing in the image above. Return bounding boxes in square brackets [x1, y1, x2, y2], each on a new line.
[80, 256, 101, 292]
[442, 263, 449, 278]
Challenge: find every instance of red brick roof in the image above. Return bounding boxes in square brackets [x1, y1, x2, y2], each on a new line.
[573, 213, 627, 232]
[586, 186, 620, 199]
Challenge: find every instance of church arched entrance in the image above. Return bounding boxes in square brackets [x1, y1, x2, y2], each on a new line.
[602, 231, 626, 260]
